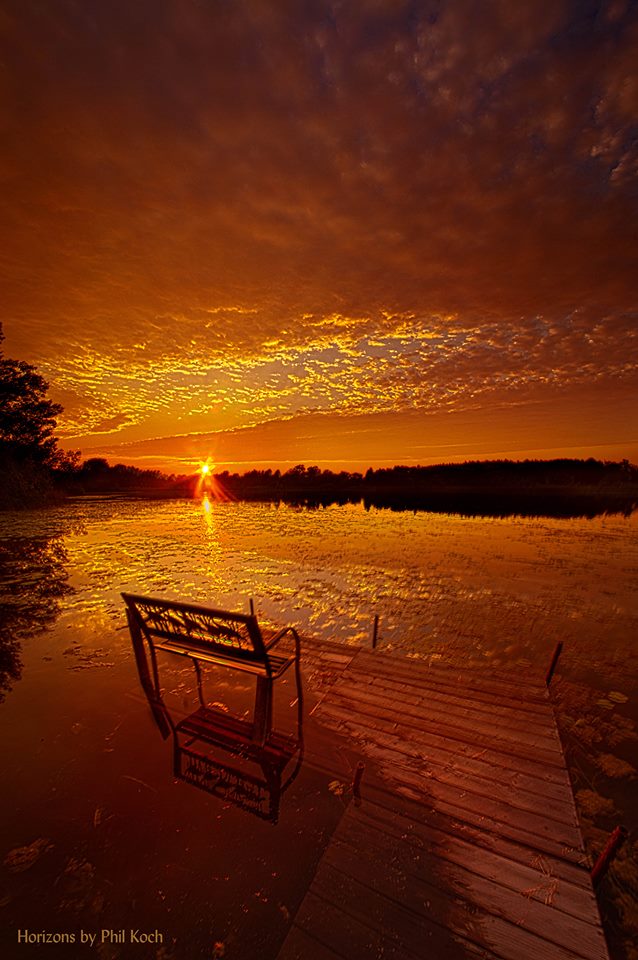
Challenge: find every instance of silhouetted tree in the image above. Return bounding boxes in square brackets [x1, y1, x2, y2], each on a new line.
[0, 325, 80, 506]
[82, 458, 110, 473]
[0, 324, 70, 469]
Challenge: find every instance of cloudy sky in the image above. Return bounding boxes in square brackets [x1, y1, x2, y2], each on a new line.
[1, 0, 637, 473]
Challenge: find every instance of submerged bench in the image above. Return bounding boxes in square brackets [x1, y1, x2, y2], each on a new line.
[122, 593, 301, 744]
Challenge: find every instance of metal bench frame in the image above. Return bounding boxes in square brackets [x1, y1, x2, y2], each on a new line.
[122, 593, 301, 744]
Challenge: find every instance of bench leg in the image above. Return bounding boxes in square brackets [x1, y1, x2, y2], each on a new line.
[192, 657, 205, 707]
[148, 639, 162, 699]
[128, 610, 154, 698]
[127, 612, 172, 740]
[253, 677, 273, 745]
[172, 731, 181, 778]
[260, 759, 282, 824]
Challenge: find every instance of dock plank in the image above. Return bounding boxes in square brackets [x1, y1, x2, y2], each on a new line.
[277, 651, 608, 960]
[354, 649, 551, 696]
[325, 679, 564, 755]
[331, 817, 607, 956]
[319, 693, 567, 769]
[276, 925, 346, 960]
[316, 852, 603, 960]
[314, 704, 571, 802]
[312, 711, 579, 827]
[337, 666, 558, 734]
[353, 799, 595, 906]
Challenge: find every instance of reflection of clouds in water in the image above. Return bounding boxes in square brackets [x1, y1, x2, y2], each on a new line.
[3, 499, 637, 686]
[31, 498, 636, 686]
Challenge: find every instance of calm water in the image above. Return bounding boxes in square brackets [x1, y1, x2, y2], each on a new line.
[1, 498, 636, 958]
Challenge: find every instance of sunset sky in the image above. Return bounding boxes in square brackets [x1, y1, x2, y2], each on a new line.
[1, 0, 637, 474]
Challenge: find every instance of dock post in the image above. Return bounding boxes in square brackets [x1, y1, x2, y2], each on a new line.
[372, 614, 379, 649]
[352, 761, 365, 807]
[545, 641, 563, 686]
[249, 597, 255, 616]
[591, 826, 628, 887]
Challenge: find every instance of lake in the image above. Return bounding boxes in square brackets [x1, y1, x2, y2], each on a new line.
[1, 497, 636, 958]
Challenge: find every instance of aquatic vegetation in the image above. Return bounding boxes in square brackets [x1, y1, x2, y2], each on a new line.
[554, 679, 637, 960]
[3, 839, 53, 874]
[596, 755, 636, 780]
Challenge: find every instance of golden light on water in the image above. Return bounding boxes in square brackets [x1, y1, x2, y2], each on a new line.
[201, 494, 214, 528]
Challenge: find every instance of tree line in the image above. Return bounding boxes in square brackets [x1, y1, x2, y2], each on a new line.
[1, 324, 636, 515]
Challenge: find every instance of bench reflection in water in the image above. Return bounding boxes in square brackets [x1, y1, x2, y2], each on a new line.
[174, 708, 303, 823]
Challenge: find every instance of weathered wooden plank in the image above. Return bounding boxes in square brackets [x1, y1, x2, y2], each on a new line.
[312, 712, 585, 862]
[318, 695, 565, 772]
[313, 701, 569, 801]
[308, 705, 571, 797]
[337, 666, 557, 733]
[289, 884, 496, 960]
[304, 637, 360, 657]
[360, 670, 554, 722]
[353, 651, 551, 709]
[355, 749, 582, 854]
[293, 734, 591, 893]
[355, 648, 551, 691]
[328, 677, 561, 749]
[303, 651, 358, 669]
[311, 712, 577, 827]
[353, 791, 592, 891]
[429, 662, 553, 690]
[276, 924, 347, 960]
[330, 666, 554, 736]
[304, 749, 584, 875]
[307, 862, 595, 960]
[283, 646, 608, 960]
[311, 717, 575, 839]
[338, 813, 605, 948]
[320, 843, 606, 960]
[294, 732, 592, 893]
[288, 889, 423, 960]
[390, 781, 585, 866]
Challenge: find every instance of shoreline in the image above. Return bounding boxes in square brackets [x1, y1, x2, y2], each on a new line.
[56, 487, 638, 520]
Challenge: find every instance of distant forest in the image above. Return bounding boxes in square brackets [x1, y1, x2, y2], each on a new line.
[59, 457, 638, 519]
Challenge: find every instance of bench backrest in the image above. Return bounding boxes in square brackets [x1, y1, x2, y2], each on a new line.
[122, 593, 268, 664]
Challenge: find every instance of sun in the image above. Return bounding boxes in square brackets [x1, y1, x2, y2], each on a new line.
[195, 459, 224, 500]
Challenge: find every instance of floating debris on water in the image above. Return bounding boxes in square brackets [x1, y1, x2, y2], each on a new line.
[3, 838, 53, 873]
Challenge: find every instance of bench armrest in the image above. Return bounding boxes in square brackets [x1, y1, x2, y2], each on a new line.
[265, 626, 301, 656]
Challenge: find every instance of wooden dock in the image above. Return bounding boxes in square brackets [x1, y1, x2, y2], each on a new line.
[277, 643, 610, 960]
